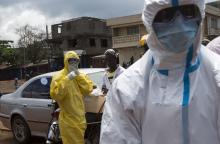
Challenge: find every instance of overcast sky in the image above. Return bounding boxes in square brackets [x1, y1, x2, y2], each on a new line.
[0, 0, 143, 44]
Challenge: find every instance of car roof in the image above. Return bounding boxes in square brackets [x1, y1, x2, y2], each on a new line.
[35, 68, 105, 78]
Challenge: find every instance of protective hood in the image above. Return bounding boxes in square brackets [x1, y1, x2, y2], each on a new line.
[206, 36, 220, 55]
[142, 0, 205, 69]
[64, 51, 79, 72]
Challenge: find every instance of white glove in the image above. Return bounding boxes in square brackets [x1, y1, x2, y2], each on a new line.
[67, 71, 77, 80]
[90, 88, 104, 96]
[74, 69, 79, 75]
[69, 63, 78, 72]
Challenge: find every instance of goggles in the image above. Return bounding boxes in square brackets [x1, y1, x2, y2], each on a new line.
[68, 58, 79, 64]
[153, 4, 201, 23]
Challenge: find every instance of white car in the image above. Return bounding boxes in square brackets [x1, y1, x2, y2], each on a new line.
[0, 68, 105, 144]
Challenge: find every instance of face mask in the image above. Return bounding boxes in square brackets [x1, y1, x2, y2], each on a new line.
[153, 11, 200, 53]
[67, 58, 79, 72]
[68, 63, 78, 72]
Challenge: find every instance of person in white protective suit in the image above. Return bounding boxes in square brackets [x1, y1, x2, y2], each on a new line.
[206, 36, 220, 55]
[100, 0, 220, 144]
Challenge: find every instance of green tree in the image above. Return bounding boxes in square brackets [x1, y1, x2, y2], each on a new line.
[0, 40, 12, 62]
[1, 48, 20, 65]
[26, 41, 48, 64]
[0, 40, 18, 65]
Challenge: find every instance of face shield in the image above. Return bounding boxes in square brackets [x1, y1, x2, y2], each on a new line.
[152, 4, 202, 53]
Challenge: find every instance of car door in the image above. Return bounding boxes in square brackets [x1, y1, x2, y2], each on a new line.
[20, 76, 53, 135]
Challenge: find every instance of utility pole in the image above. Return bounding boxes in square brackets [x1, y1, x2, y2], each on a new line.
[23, 46, 26, 80]
[46, 25, 49, 40]
[46, 25, 52, 71]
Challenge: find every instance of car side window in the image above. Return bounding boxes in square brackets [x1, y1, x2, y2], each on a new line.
[22, 77, 52, 99]
[88, 71, 105, 88]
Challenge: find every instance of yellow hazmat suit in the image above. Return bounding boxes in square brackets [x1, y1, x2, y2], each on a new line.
[50, 51, 93, 144]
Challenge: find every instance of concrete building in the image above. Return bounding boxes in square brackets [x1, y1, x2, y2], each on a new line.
[107, 14, 147, 66]
[204, 1, 220, 39]
[48, 17, 112, 68]
[107, 1, 220, 65]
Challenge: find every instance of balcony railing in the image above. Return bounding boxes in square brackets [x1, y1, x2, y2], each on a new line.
[112, 34, 140, 48]
[208, 28, 220, 35]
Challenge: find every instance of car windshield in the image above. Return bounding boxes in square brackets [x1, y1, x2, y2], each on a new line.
[87, 71, 104, 88]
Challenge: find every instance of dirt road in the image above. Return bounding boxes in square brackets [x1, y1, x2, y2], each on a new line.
[0, 130, 45, 144]
[0, 130, 14, 144]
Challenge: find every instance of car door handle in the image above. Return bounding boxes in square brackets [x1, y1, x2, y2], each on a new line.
[22, 104, 27, 107]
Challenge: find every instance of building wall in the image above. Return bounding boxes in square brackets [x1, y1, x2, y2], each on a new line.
[206, 14, 220, 36]
[51, 19, 112, 55]
[204, 3, 220, 38]
[52, 18, 111, 38]
[50, 17, 112, 68]
[140, 25, 147, 36]
[111, 23, 147, 64]
[59, 36, 111, 55]
[118, 47, 145, 66]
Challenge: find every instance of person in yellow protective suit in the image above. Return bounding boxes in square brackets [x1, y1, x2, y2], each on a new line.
[139, 34, 149, 54]
[50, 51, 93, 144]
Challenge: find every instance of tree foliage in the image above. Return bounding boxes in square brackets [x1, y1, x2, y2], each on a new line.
[0, 40, 19, 65]
[26, 41, 48, 64]
[16, 24, 48, 64]
[1, 48, 17, 65]
[0, 40, 13, 61]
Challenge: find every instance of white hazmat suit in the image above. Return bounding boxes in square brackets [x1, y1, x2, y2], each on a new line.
[206, 36, 220, 55]
[100, 0, 220, 144]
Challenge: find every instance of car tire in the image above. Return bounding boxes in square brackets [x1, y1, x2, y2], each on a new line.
[11, 115, 31, 144]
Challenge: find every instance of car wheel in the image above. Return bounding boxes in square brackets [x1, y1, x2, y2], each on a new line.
[11, 115, 31, 144]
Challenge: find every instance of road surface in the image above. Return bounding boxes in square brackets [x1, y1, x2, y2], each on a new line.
[0, 130, 45, 144]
